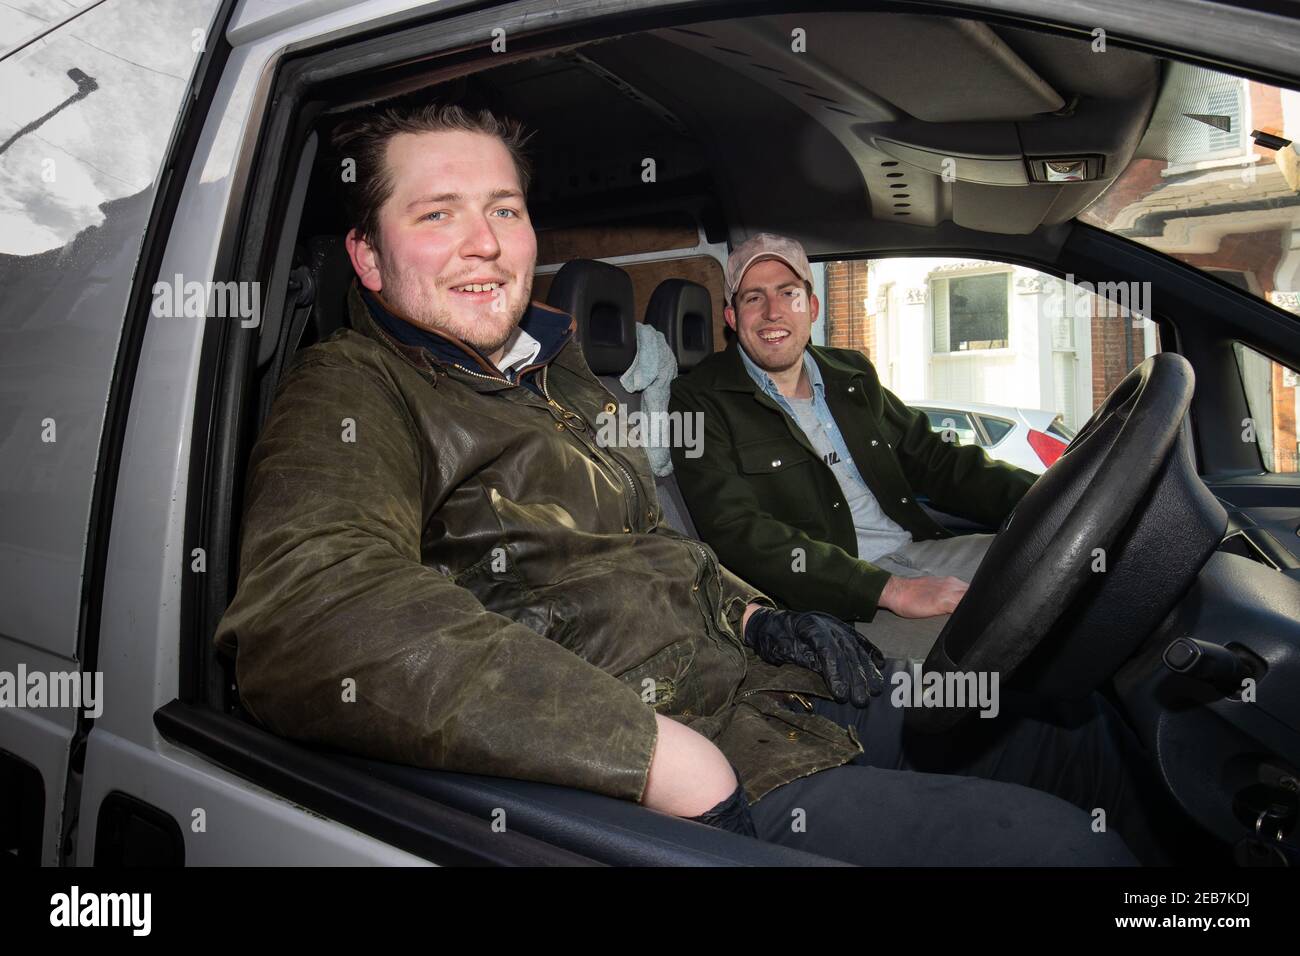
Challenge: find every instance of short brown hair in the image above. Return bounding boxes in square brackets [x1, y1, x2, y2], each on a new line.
[332, 102, 534, 252]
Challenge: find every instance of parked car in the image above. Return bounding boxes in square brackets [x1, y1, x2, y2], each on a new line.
[907, 400, 1077, 473]
[2, 0, 1299, 870]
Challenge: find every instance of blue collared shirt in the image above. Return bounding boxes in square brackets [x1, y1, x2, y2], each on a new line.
[739, 346, 912, 562]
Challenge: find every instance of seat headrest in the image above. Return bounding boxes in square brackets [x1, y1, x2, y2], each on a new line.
[645, 278, 714, 372]
[545, 259, 637, 376]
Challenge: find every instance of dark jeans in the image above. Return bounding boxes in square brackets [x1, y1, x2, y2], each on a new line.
[750, 660, 1184, 866]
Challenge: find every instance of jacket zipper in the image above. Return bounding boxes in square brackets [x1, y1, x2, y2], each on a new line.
[681, 546, 733, 686]
[607, 452, 642, 531]
[404, 326, 642, 527]
[450, 360, 642, 533]
[541, 366, 641, 532]
[451, 363, 507, 383]
[445, 356, 581, 425]
[691, 540, 751, 652]
[688, 541, 725, 647]
[735, 686, 820, 706]
[538, 365, 587, 431]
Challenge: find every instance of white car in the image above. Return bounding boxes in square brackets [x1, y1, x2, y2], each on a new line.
[906, 400, 1077, 474]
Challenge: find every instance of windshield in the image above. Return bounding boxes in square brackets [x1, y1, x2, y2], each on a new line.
[1079, 62, 1300, 315]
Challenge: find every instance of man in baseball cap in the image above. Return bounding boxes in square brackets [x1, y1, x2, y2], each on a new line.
[724, 232, 815, 300]
[671, 231, 1039, 657]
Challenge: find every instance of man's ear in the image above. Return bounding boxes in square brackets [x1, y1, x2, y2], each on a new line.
[809, 292, 821, 325]
[345, 228, 383, 293]
[723, 304, 737, 332]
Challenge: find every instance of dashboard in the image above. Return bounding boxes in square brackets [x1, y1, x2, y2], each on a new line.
[1116, 528, 1300, 861]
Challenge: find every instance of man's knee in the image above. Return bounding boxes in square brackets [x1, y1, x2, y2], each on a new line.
[981, 778, 1136, 866]
[854, 616, 946, 660]
[750, 765, 1136, 866]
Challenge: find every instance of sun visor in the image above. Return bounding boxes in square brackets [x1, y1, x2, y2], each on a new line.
[873, 136, 1030, 186]
[950, 179, 1108, 234]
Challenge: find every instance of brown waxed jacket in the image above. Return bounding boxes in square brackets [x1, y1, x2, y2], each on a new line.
[214, 285, 864, 804]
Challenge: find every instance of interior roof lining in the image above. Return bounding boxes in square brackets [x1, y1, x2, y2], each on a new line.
[292, 4, 1175, 249]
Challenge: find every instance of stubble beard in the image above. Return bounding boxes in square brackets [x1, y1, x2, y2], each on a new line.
[381, 261, 534, 356]
[743, 330, 808, 377]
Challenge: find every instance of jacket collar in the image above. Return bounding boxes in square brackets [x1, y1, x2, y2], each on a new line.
[739, 343, 828, 403]
[353, 283, 575, 380]
[714, 338, 867, 394]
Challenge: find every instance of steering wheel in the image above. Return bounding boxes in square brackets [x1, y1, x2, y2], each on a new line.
[906, 352, 1200, 734]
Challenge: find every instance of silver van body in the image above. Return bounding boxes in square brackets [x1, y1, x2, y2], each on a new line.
[3, 0, 1300, 866]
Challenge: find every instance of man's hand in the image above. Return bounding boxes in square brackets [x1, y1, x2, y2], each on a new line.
[879, 574, 969, 618]
[743, 609, 886, 707]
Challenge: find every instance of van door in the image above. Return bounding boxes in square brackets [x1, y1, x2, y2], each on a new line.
[0, 0, 225, 865]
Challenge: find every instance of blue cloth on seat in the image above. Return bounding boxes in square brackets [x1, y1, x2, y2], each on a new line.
[619, 323, 678, 476]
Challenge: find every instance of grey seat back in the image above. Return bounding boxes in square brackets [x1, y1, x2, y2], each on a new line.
[645, 278, 714, 372]
[545, 258, 637, 376]
[547, 260, 700, 538]
[646, 278, 721, 537]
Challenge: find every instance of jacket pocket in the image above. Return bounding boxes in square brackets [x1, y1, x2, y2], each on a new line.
[617, 640, 696, 712]
[735, 437, 819, 521]
[736, 437, 814, 475]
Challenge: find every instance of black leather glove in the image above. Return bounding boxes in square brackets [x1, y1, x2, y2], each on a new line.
[744, 609, 886, 708]
[686, 768, 757, 837]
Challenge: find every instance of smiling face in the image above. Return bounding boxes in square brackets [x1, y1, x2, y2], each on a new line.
[344, 129, 537, 362]
[725, 257, 819, 375]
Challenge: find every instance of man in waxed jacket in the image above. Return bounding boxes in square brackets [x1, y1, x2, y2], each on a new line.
[670, 234, 1038, 657]
[213, 101, 1183, 866]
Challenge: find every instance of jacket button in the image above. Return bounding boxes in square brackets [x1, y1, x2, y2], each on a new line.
[771, 459, 782, 467]
[870, 439, 878, 446]
[604, 402, 617, 414]
[901, 497, 909, 504]
[786, 730, 800, 740]
[848, 386, 856, 393]
[833, 502, 840, 509]
[623, 526, 631, 533]
[555, 422, 564, 430]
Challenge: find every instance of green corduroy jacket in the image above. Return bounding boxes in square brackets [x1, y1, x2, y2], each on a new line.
[669, 340, 1038, 623]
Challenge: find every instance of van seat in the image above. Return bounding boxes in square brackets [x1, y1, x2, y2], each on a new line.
[548, 259, 701, 538]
